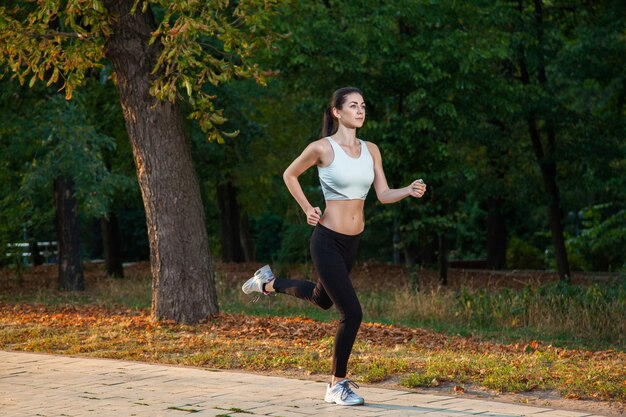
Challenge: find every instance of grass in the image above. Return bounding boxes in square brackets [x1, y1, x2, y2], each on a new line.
[0, 261, 625, 406]
[3, 262, 623, 350]
[167, 406, 201, 413]
[223, 274, 626, 351]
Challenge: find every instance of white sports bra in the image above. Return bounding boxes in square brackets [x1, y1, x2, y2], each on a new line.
[317, 137, 374, 200]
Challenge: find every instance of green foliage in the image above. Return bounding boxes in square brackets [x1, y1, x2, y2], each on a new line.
[0, 0, 281, 141]
[250, 213, 283, 263]
[544, 204, 626, 272]
[148, 0, 280, 141]
[506, 237, 545, 270]
[0, 74, 137, 266]
[0, 0, 283, 266]
[263, 1, 492, 262]
[20, 94, 119, 219]
[1, 0, 624, 271]
[574, 204, 626, 271]
[0, 1, 108, 99]
[260, 0, 626, 270]
[275, 223, 310, 265]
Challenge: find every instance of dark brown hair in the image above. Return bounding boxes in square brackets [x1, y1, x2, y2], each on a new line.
[321, 87, 364, 137]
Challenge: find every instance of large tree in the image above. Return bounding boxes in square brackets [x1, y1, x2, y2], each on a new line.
[0, 0, 278, 322]
[0, 81, 118, 289]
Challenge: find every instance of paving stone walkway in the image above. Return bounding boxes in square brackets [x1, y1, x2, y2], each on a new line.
[0, 351, 606, 417]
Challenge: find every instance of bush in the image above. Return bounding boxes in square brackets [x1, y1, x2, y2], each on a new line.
[571, 205, 626, 271]
[506, 237, 544, 270]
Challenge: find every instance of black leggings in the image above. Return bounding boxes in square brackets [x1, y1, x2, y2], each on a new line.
[273, 223, 362, 378]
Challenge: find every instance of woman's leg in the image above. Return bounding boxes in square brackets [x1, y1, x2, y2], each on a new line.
[272, 277, 333, 310]
[309, 225, 362, 379]
[265, 224, 362, 379]
[319, 263, 362, 378]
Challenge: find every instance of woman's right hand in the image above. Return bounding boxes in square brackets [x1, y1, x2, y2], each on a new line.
[306, 207, 323, 226]
[408, 179, 427, 198]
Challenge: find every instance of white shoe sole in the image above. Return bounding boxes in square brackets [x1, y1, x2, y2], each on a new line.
[324, 399, 364, 406]
[241, 265, 274, 294]
[324, 394, 364, 406]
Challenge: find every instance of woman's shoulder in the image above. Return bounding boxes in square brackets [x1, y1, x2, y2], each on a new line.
[363, 140, 381, 155]
[302, 137, 332, 156]
[314, 136, 331, 143]
[310, 137, 333, 149]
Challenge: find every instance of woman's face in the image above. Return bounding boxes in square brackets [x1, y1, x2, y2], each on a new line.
[335, 93, 366, 129]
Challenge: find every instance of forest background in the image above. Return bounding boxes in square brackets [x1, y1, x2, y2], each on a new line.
[0, 1, 624, 325]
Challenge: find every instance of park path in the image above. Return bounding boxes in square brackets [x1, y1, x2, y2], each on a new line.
[0, 351, 606, 417]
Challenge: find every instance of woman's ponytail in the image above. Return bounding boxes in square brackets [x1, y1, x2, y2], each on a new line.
[321, 107, 336, 138]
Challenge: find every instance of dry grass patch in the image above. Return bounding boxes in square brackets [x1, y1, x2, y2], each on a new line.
[0, 302, 624, 404]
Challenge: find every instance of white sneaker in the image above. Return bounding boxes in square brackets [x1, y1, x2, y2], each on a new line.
[241, 265, 275, 295]
[324, 379, 364, 406]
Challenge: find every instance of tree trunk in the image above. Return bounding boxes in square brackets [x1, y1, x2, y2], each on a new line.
[403, 242, 420, 293]
[517, 0, 571, 281]
[486, 120, 510, 270]
[527, 116, 571, 280]
[217, 182, 246, 262]
[29, 240, 44, 266]
[103, 0, 218, 322]
[533, 0, 570, 281]
[101, 213, 124, 278]
[486, 197, 507, 269]
[54, 176, 84, 291]
[238, 214, 255, 262]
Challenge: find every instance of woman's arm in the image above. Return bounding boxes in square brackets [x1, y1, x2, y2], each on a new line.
[367, 142, 427, 204]
[283, 141, 326, 226]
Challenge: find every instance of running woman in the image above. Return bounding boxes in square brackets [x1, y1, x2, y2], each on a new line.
[242, 87, 427, 406]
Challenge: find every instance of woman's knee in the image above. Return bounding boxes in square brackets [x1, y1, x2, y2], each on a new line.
[353, 306, 363, 324]
[313, 295, 333, 310]
[311, 286, 333, 310]
[341, 303, 362, 326]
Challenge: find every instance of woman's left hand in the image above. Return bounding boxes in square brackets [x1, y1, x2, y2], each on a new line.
[408, 179, 426, 198]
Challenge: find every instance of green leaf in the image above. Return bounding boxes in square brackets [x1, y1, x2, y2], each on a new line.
[220, 130, 239, 139]
[184, 78, 192, 97]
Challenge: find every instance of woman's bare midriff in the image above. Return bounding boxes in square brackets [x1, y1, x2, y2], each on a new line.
[319, 200, 366, 235]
